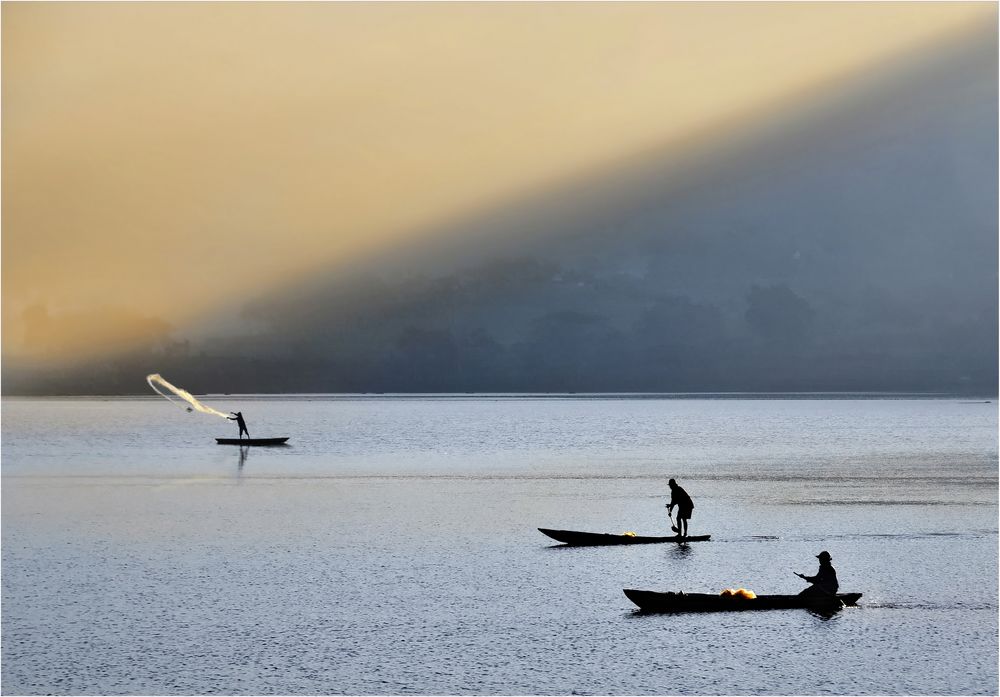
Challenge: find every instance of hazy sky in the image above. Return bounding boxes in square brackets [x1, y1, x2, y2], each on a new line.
[2, 2, 994, 360]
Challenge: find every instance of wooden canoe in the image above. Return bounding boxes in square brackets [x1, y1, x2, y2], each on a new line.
[215, 437, 289, 446]
[539, 528, 710, 545]
[623, 588, 862, 613]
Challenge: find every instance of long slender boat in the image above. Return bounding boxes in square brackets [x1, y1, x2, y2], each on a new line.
[623, 588, 862, 613]
[539, 528, 710, 545]
[215, 437, 290, 446]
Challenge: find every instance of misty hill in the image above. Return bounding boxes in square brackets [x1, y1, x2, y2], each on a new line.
[7, 28, 997, 395]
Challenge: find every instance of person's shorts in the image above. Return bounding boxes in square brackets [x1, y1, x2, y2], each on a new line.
[677, 506, 693, 520]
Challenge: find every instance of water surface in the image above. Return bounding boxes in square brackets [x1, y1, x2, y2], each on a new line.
[3, 396, 997, 694]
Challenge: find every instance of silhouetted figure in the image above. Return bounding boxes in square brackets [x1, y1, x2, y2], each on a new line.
[666, 478, 694, 538]
[228, 411, 249, 441]
[796, 550, 839, 597]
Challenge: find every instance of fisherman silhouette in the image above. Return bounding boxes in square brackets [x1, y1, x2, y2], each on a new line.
[666, 478, 694, 538]
[796, 551, 839, 597]
[228, 411, 249, 441]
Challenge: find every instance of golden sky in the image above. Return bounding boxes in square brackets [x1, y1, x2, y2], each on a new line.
[2, 2, 994, 360]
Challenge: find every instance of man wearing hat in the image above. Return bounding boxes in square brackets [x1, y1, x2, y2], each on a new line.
[796, 551, 839, 597]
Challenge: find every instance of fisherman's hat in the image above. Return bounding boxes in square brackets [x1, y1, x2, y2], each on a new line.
[816, 551, 832, 560]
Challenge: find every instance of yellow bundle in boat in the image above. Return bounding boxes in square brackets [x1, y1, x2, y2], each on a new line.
[721, 588, 757, 599]
[622, 531, 637, 537]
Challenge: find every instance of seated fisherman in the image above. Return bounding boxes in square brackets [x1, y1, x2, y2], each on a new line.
[796, 550, 839, 597]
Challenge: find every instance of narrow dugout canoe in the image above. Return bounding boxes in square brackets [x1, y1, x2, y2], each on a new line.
[215, 437, 290, 446]
[539, 528, 710, 545]
[623, 588, 862, 613]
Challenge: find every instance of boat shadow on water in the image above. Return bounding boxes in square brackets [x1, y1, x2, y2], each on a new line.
[626, 606, 850, 621]
[542, 540, 700, 552]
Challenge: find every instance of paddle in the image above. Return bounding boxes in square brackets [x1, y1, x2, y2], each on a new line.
[794, 573, 839, 601]
[665, 505, 680, 534]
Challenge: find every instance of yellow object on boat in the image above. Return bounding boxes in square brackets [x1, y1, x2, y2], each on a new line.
[622, 531, 637, 537]
[721, 588, 757, 599]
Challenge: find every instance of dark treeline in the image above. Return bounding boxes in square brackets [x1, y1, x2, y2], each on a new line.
[6, 255, 995, 395]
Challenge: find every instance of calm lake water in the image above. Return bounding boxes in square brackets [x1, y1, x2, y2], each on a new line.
[2, 395, 997, 695]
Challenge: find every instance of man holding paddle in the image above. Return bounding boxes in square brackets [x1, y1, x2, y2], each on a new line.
[796, 551, 839, 597]
[666, 478, 694, 538]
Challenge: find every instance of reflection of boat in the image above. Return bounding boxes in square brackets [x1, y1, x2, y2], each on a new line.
[539, 528, 710, 545]
[215, 438, 289, 446]
[623, 588, 862, 613]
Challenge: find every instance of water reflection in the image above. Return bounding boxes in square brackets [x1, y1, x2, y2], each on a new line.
[236, 445, 249, 480]
[809, 606, 847, 621]
[627, 605, 852, 620]
[667, 542, 694, 559]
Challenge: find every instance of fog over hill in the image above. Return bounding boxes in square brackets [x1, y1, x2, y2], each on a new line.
[7, 27, 996, 395]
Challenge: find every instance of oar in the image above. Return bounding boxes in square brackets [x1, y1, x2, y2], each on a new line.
[665, 505, 679, 534]
[794, 573, 839, 603]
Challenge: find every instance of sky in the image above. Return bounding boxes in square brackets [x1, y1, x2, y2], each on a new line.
[2, 1, 996, 362]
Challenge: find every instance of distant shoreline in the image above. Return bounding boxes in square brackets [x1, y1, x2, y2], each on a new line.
[2, 392, 995, 401]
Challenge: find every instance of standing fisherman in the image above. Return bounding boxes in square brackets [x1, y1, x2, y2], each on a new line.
[228, 411, 250, 441]
[666, 478, 694, 538]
